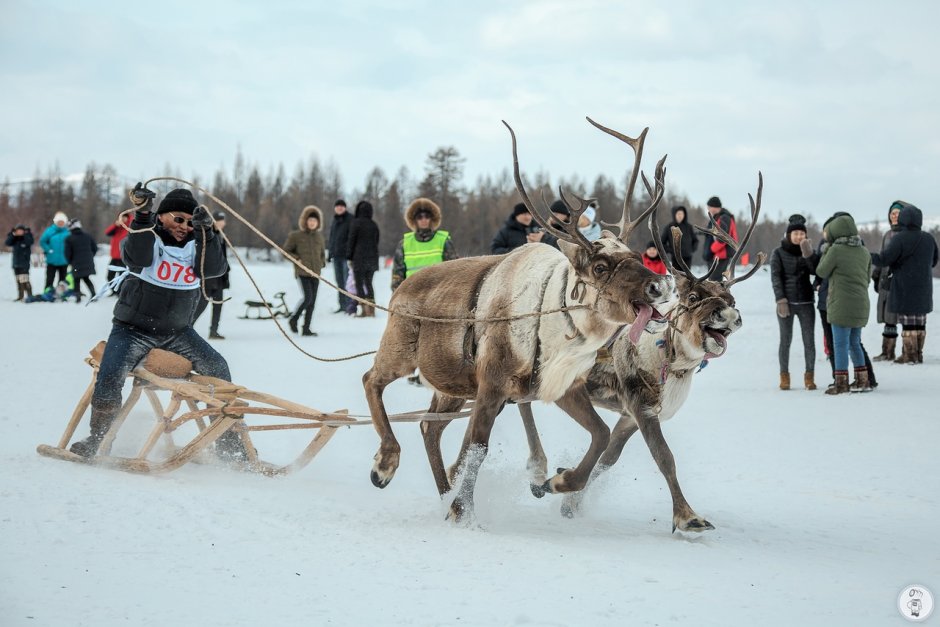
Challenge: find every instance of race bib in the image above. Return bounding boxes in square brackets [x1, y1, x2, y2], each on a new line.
[136, 239, 201, 290]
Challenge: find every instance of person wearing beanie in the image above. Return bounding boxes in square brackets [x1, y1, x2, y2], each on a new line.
[327, 199, 353, 313]
[39, 211, 71, 290]
[346, 199, 380, 317]
[283, 205, 327, 334]
[642, 241, 667, 275]
[391, 197, 458, 292]
[876, 201, 939, 365]
[660, 205, 700, 269]
[5, 223, 34, 301]
[702, 195, 738, 280]
[870, 201, 905, 360]
[64, 218, 98, 303]
[69, 183, 244, 462]
[770, 214, 818, 391]
[815, 212, 873, 394]
[192, 211, 230, 339]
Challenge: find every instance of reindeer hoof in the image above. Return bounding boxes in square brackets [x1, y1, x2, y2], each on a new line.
[370, 470, 390, 488]
[560, 502, 575, 519]
[530, 482, 548, 498]
[674, 517, 715, 533]
[446, 499, 471, 523]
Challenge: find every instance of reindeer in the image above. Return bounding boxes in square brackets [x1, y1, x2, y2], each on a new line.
[364, 118, 677, 522]
[519, 175, 765, 532]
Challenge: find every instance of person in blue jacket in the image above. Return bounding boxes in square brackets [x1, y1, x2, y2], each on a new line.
[39, 211, 70, 290]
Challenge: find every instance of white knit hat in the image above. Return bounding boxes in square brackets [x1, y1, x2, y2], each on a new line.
[53, 212, 68, 224]
[582, 206, 597, 223]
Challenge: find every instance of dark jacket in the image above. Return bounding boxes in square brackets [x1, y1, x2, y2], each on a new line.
[113, 210, 227, 335]
[491, 214, 532, 254]
[878, 204, 939, 316]
[815, 214, 871, 328]
[64, 228, 99, 278]
[283, 206, 327, 278]
[205, 235, 230, 291]
[5, 229, 34, 270]
[347, 202, 380, 273]
[703, 208, 737, 263]
[328, 211, 352, 260]
[660, 206, 699, 266]
[770, 238, 816, 305]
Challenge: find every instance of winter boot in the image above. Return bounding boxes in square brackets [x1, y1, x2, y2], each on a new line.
[825, 371, 850, 395]
[24, 281, 34, 300]
[873, 336, 896, 362]
[215, 428, 253, 464]
[301, 328, 318, 337]
[208, 330, 225, 340]
[894, 331, 917, 364]
[915, 330, 926, 363]
[367, 299, 376, 317]
[69, 406, 116, 458]
[779, 372, 790, 390]
[288, 315, 299, 333]
[804, 372, 816, 391]
[850, 367, 872, 393]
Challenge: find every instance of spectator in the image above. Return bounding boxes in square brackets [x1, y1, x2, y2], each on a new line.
[815, 212, 872, 395]
[104, 213, 132, 293]
[871, 202, 903, 360]
[69, 184, 245, 461]
[283, 205, 326, 336]
[193, 211, 230, 339]
[391, 198, 458, 291]
[5, 224, 34, 301]
[327, 199, 352, 313]
[771, 214, 817, 390]
[661, 205, 700, 269]
[577, 203, 602, 242]
[877, 201, 939, 364]
[642, 241, 667, 274]
[702, 196, 737, 280]
[39, 211, 70, 291]
[491, 203, 537, 254]
[64, 219, 98, 303]
[347, 200, 380, 317]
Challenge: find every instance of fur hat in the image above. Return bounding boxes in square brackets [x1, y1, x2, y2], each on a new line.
[298, 205, 323, 231]
[706, 196, 722, 208]
[512, 202, 530, 217]
[157, 189, 198, 215]
[786, 213, 807, 236]
[53, 211, 68, 224]
[549, 200, 570, 217]
[405, 197, 442, 231]
[68, 218, 82, 231]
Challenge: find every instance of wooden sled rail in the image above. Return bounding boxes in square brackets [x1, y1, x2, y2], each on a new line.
[37, 342, 472, 477]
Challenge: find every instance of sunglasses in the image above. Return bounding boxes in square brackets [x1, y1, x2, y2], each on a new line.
[168, 213, 193, 228]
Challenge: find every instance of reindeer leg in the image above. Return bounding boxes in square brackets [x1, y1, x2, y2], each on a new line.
[518, 402, 549, 497]
[539, 385, 611, 495]
[634, 411, 714, 533]
[420, 394, 465, 496]
[364, 366, 408, 488]
[560, 414, 639, 517]
[446, 390, 505, 523]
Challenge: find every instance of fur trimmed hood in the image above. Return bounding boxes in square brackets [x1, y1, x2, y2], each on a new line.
[298, 205, 324, 232]
[404, 197, 442, 231]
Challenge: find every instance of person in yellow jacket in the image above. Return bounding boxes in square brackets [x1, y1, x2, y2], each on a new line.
[390, 198, 458, 291]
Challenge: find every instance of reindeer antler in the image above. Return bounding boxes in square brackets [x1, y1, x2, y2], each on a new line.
[586, 116, 667, 244]
[724, 172, 765, 287]
[504, 120, 594, 254]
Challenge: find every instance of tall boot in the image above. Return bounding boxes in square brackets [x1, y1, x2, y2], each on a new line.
[366, 298, 376, 317]
[24, 281, 34, 300]
[873, 336, 896, 361]
[825, 371, 850, 395]
[68, 405, 117, 458]
[15, 283, 24, 301]
[850, 367, 872, 393]
[894, 331, 917, 364]
[915, 330, 926, 363]
[779, 372, 790, 390]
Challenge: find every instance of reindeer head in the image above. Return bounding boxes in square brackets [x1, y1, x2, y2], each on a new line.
[504, 118, 676, 333]
[650, 174, 767, 359]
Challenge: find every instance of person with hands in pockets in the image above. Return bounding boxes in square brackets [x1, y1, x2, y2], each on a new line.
[69, 184, 247, 462]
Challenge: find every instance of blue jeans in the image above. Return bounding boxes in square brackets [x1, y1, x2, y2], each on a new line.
[92, 323, 230, 414]
[831, 324, 864, 371]
[332, 256, 349, 309]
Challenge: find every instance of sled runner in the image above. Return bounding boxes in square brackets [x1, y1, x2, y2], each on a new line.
[239, 291, 291, 320]
[37, 343, 473, 476]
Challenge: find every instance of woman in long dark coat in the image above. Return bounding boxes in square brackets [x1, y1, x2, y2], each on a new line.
[64, 219, 98, 303]
[346, 200, 380, 317]
[878, 202, 939, 364]
[871, 201, 903, 360]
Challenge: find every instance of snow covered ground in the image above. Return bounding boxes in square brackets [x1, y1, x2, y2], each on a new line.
[1, 252, 938, 627]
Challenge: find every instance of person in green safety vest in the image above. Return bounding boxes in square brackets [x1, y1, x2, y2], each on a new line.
[391, 198, 458, 291]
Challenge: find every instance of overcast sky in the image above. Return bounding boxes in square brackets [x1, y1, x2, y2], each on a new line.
[2, 0, 938, 223]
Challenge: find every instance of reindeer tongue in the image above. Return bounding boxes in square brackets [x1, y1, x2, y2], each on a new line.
[628, 303, 654, 345]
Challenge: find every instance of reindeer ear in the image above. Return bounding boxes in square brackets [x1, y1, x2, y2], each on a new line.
[557, 239, 591, 270]
[600, 229, 618, 240]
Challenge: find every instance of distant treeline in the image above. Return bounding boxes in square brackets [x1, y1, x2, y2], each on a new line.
[2, 147, 936, 272]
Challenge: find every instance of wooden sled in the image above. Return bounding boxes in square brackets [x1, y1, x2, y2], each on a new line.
[37, 343, 474, 477]
[239, 291, 291, 320]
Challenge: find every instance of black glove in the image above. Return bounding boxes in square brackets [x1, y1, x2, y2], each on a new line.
[191, 205, 213, 229]
[129, 182, 155, 211]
